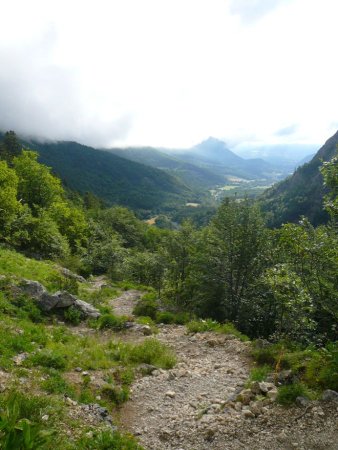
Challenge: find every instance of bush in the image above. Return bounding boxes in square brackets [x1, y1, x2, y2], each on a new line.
[27, 350, 66, 370]
[0, 391, 55, 449]
[41, 371, 74, 396]
[156, 311, 175, 324]
[305, 343, 338, 391]
[277, 383, 307, 405]
[109, 338, 176, 370]
[248, 365, 271, 382]
[129, 339, 176, 369]
[97, 313, 126, 330]
[133, 294, 158, 320]
[76, 430, 143, 450]
[64, 306, 82, 325]
[101, 384, 129, 405]
[186, 319, 218, 333]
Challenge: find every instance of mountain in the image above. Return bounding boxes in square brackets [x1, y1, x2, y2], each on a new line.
[17, 139, 192, 212]
[232, 143, 318, 170]
[260, 130, 338, 227]
[168, 137, 284, 180]
[107, 146, 225, 190]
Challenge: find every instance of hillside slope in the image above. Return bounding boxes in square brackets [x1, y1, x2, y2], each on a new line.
[169, 137, 284, 180]
[21, 140, 192, 212]
[107, 146, 225, 190]
[260, 130, 338, 226]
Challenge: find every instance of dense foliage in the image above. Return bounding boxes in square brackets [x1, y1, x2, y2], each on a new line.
[1, 131, 337, 345]
[260, 130, 338, 227]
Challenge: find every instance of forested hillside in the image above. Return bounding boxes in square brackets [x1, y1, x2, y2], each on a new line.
[108, 146, 225, 191]
[260, 130, 338, 226]
[0, 133, 192, 214]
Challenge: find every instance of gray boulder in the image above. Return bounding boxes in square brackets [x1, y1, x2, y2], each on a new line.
[73, 299, 100, 319]
[321, 390, 338, 403]
[19, 280, 46, 298]
[60, 267, 86, 283]
[16, 279, 100, 319]
[53, 291, 78, 308]
[38, 292, 59, 311]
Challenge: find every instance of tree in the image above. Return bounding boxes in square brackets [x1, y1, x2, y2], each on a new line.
[321, 149, 338, 220]
[13, 151, 63, 213]
[0, 131, 22, 163]
[0, 161, 22, 239]
[196, 199, 268, 323]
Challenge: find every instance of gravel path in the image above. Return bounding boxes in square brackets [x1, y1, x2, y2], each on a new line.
[110, 290, 338, 450]
[111, 290, 143, 317]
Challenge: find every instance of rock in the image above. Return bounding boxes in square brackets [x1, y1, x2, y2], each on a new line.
[75, 367, 82, 372]
[258, 381, 276, 393]
[236, 389, 254, 405]
[38, 292, 59, 311]
[278, 369, 293, 385]
[53, 291, 77, 308]
[73, 299, 100, 318]
[250, 381, 261, 395]
[242, 409, 255, 419]
[141, 325, 152, 336]
[13, 352, 29, 366]
[138, 363, 157, 375]
[18, 280, 46, 298]
[321, 389, 338, 403]
[41, 415, 49, 421]
[65, 397, 77, 406]
[266, 388, 278, 402]
[60, 267, 86, 283]
[0, 383, 6, 393]
[207, 339, 218, 347]
[165, 391, 176, 398]
[296, 396, 310, 407]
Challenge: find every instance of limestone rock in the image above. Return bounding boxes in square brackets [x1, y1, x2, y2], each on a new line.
[165, 391, 176, 398]
[321, 389, 338, 403]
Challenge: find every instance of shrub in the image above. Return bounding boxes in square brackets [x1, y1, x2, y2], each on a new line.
[41, 371, 74, 396]
[101, 384, 129, 405]
[77, 430, 143, 450]
[27, 350, 66, 370]
[109, 338, 176, 369]
[305, 343, 338, 391]
[64, 306, 82, 325]
[248, 365, 271, 382]
[129, 339, 176, 369]
[277, 383, 307, 405]
[133, 294, 158, 320]
[0, 391, 55, 450]
[186, 319, 218, 333]
[156, 311, 175, 324]
[97, 313, 126, 330]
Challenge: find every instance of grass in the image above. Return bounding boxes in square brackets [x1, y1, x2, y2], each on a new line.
[251, 340, 338, 403]
[108, 338, 177, 369]
[248, 365, 271, 382]
[0, 247, 67, 292]
[186, 319, 249, 342]
[78, 284, 119, 308]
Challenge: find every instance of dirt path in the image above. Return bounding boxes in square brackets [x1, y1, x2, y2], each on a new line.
[110, 290, 143, 317]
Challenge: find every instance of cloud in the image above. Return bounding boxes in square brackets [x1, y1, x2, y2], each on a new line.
[275, 124, 298, 136]
[228, 0, 289, 24]
[0, 24, 133, 147]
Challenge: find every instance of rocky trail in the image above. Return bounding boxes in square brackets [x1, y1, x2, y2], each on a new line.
[110, 291, 338, 450]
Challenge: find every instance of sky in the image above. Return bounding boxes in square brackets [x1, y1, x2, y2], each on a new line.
[0, 0, 337, 151]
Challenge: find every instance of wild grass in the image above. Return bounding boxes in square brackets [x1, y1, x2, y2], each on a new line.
[186, 319, 249, 342]
[0, 247, 64, 292]
[251, 340, 338, 402]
